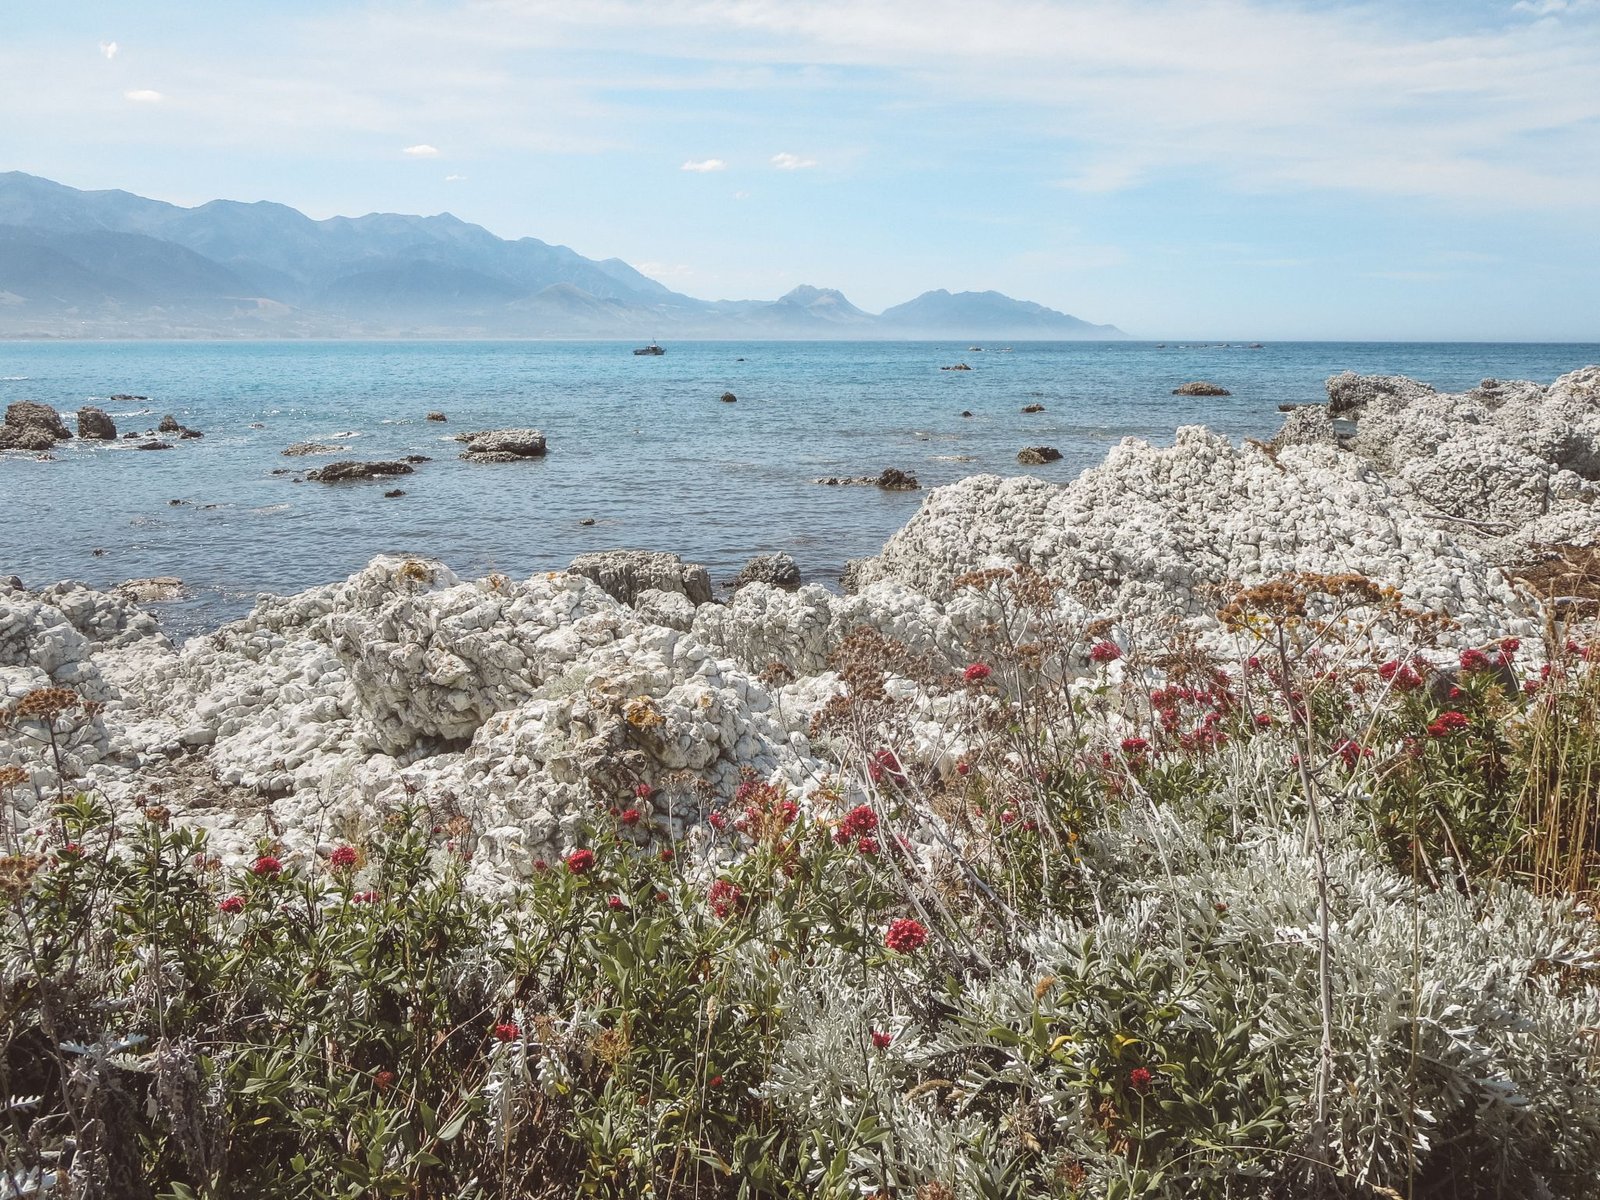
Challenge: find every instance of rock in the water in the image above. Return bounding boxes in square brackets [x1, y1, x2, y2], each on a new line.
[426, 412, 447, 422]
[1325, 370, 1436, 417]
[720, 392, 738, 403]
[116, 577, 184, 603]
[1017, 446, 1063, 465]
[1022, 403, 1046, 413]
[77, 406, 117, 440]
[460, 428, 547, 463]
[569, 550, 713, 607]
[876, 468, 920, 490]
[158, 414, 183, 433]
[383, 489, 406, 498]
[179, 428, 204, 440]
[941, 364, 972, 371]
[136, 441, 174, 451]
[305, 460, 415, 483]
[282, 442, 348, 457]
[1172, 381, 1231, 396]
[0, 426, 58, 452]
[960, 410, 974, 418]
[108, 394, 147, 403]
[5, 401, 71, 442]
[731, 553, 801, 590]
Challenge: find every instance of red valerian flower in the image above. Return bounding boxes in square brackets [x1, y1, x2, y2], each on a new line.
[251, 855, 282, 876]
[564, 848, 596, 875]
[1334, 738, 1371, 769]
[658, 847, 675, 862]
[218, 895, 245, 914]
[1459, 648, 1492, 674]
[1119, 737, 1149, 755]
[1426, 711, 1470, 738]
[955, 758, 971, 776]
[867, 748, 905, 784]
[1088, 640, 1122, 664]
[607, 895, 624, 911]
[856, 836, 880, 856]
[963, 662, 992, 683]
[654, 891, 670, 902]
[708, 1074, 724, 1088]
[1129, 1066, 1152, 1092]
[619, 808, 642, 826]
[374, 1069, 397, 1093]
[871, 1030, 893, 1049]
[707, 810, 729, 831]
[1254, 712, 1274, 728]
[1377, 659, 1425, 692]
[634, 782, 653, 798]
[841, 805, 879, 836]
[532, 859, 549, 872]
[884, 917, 928, 954]
[493, 1022, 520, 1042]
[350, 890, 380, 904]
[708, 879, 744, 918]
[60, 842, 83, 858]
[329, 845, 358, 870]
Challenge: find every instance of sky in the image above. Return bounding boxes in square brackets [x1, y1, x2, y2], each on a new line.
[3, 0, 1599, 340]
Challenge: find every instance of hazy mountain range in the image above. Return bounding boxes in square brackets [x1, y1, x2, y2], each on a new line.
[0, 172, 1125, 340]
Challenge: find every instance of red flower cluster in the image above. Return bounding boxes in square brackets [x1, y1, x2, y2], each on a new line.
[1119, 737, 1149, 756]
[1254, 712, 1274, 728]
[1459, 648, 1492, 675]
[708, 879, 744, 919]
[955, 758, 971, 777]
[329, 845, 357, 870]
[842, 805, 878, 836]
[1426, 710, 1470, 738]
[856, 836, 880, 856]
[658, 847, 675, 862]
[218, 895, 245, 915]
[619, 808, 642, 826]
[867, 749, 905, 785]
[634, 782, 653, 798]
[1378, 659, 1425, 692]
[251, 855, 282, 877]
[374, 1069, 396, 1093]
[1333, 738, 1372, 769]
[565, 848, 596, 875]
[963, 662, 992, 683]
[493, 1022, 520, 1042]
[730, 775, 800, 839]
[1088, 640, 1122, 664]
[884, 917, 928, 954]
[350, 890, 380, 904]
[1128, 1066, 1152, 1092]
[60, 842, 83, 858]
[871, 1030, 893, 1049]
[607, 895, 624, 911]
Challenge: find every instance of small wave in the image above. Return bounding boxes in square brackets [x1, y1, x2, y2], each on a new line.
[252, 503, 291, 515]
[0, 375, 27, 381]
[327, 430, 362, 439]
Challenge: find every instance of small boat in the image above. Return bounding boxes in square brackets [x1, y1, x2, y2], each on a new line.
[633, 341, 664, 356]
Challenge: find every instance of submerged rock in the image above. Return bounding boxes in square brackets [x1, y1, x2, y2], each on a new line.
[459, 428, 547, 463]
[1016, 446, 1062, 465]
[1172, 381, 1231, 396]
[282, 442, 348, 457]
[426, 411, 447, 422]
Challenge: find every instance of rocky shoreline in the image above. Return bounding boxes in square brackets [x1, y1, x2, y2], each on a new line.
[3, 366, 1597, 882]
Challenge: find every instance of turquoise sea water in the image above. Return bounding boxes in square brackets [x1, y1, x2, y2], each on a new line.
[3, 339, 1597, 632]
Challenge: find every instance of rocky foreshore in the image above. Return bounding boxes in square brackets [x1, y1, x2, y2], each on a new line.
[4, 367, 1597, 883]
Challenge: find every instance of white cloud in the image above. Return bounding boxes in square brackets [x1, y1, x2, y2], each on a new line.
[770, 151, 817, 170]
[733, 190, 751, 200]
[403, 143, 440, 157]
[681, 157, 726, 172]
[123, 89, 162, 103]
[444, 173, 466, 181]
[99, 41, 119, 60]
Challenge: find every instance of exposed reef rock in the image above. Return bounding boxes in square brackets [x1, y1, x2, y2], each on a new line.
[77, 406, 117, 440]
[730, 553, 802, 590]
[1172, 381, 1231, 396]
[458, 428, 547, 463]
[569, 551, 714, 607]
[305, 460, 415, 483]
[1016, 446, 1062, 465]
[2, 402, 71, 449]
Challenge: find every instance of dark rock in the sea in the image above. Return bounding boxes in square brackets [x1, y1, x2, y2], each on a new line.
[876, 468, 920, 490]
[579, 517, 597, 526]
[1017, 446, 1063, 465]
[720, 392, 737, 403]
[4, 401, 71, 443]
[116, 576, 183, 603]
[402, 455, 432, 464]
[569, 550, 713, 607]
[960, 410, 974, 418]
[122, 432, 141, 440]
[731, 552, 801, 590]
[92, 548, 105, 557]
[282, 442, 348, 457]
[168, 499, 185, 506]
[383, 489, 406, 498]
[1021, 403, 1046, 413]
[77, 406, 117, 440]
[179, 428, 203, 440]
[940, 363, 972, 371]
[249, 422, 265, 429]
[108, 394, 148, 403]
[158, 414, 183, 433]
[1481, 379, 1500, 390]
[1325, 371, 1437, 417]
[1172, 381, 1231, 396]
[0, 426, 58, 452]
[460, 428, 547, 463]
[137, 441, 173, 451]
[305, 460, 415, 482]
[426, 411, 447, 422]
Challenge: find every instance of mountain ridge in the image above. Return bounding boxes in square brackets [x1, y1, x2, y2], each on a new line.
[0, 172, 1126, 339]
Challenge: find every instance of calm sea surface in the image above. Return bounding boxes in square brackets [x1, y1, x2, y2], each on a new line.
[3, 339, 1597, 633]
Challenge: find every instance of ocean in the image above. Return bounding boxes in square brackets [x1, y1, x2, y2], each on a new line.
[3, 339, 1597, 633]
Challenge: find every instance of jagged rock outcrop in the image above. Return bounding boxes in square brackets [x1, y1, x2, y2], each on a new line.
[458, 428, 547, 463]
[569, 551, 713, 607]
[731, 553, 801, 590]
[1172, 381, 1230, 396]
[2, 402, 71, 449]
[282, 442, 348, 457]
[1017, 446, 1062, 465]
[306, 460, 415, 482]
[77, 406, 117, 440]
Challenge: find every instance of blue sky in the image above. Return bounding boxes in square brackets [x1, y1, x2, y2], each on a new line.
[3, 0, 1598, 339]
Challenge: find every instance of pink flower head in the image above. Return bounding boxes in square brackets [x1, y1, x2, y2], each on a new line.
[1119, 737, 1149, 756]
[842, 805, 879, 836]
[607, 895, 624, 911]
[634, 782, 653, 798]
[251, 855, 282, 877]
[564, 848, 596, 875]
[658, 847, 675, 862]
[884, 917, 928, 954]
[493, 1022, 520, 1043]
[708, 879, 744, 919]
[1254, 712, 1274, 728]
[708, 1074, 724, 1088]
[619, 808, 642, 826]
[1459, 648, 1492, 675]
[1334, 738, 1371, 769]
[963, 662, 992, 683]
[329, 845, 358, 870]
[871, 1030, 893, 1049]
[60, 842, 83, 858]
[1089, 640, 1122, 665]
[374, 1068, 396, 1092]
[532, 858, 549, 872]
[955, 759, 971, 777]
[867, 748, 905, 784]
[1426, 710, 1470, 738]
[856, 836, 880, 856]
[218, 895, 245, 915]
[1129, 1066, 1152, 1093]
[350, 890, 380, 904]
